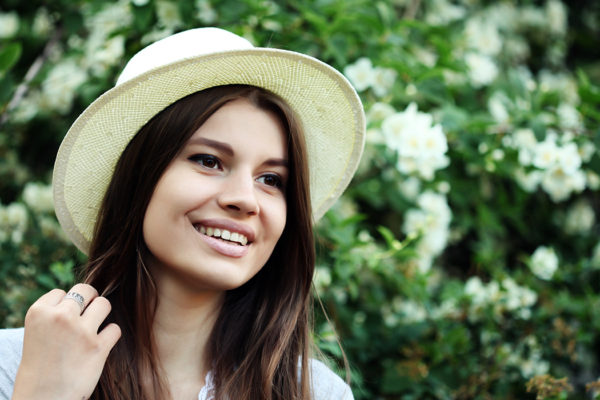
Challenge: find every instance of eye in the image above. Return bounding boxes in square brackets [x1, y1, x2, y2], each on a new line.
[189, 154, 222, 170]
[257, 173, 284, 189]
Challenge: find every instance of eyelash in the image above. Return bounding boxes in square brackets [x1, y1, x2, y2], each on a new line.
[257, 174, 284, 189]
[189, 154, 285, 190]
[189, 154, 221, 170]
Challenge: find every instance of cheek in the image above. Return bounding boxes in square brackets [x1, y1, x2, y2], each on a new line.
[272, 201, 287, 241]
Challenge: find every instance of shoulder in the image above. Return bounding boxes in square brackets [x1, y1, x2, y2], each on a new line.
[0, 327, 24, 400]
[308, 359, 354, 400]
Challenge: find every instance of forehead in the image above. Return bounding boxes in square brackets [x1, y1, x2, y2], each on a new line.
[188, 98, 288, 157]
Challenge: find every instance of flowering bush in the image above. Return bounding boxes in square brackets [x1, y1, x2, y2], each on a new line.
[1, 0, 599, 399]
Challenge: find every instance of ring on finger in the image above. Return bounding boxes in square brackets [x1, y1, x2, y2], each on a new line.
[63, 291, 85, 313]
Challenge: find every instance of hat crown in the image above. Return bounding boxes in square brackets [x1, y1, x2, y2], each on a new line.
[116, 28, 254, 85]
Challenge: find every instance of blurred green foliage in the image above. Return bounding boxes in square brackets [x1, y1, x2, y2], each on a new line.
[1, 0, 600, 399]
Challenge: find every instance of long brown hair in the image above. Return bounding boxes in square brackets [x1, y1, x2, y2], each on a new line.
[83, 85, 315, 399]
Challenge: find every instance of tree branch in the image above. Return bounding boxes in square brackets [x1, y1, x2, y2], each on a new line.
[0, 27, 62, 127]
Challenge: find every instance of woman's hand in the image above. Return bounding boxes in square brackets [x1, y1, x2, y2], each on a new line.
[12, 284, 121, 400]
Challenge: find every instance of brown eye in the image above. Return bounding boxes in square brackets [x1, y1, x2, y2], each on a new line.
[257, 174, 283, 188]
[190, 154, 221, 169]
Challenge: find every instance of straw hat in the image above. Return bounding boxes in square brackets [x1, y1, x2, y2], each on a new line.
[53, 27, 365, 254]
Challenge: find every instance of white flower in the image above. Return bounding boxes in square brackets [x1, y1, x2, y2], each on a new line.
[132, 0, 150, 5]
[11, 92, 41, 123]
[465, 52, 498, 87]
[546, 0, 567, 35]
[586, 170, 600, 190]
[371, 67, 397, 97]
[557, 102, 582, 130]
[413, 47, 438, 67]
[84, 0, 132, 39]
[512, 128, 537, 150]
[539, 70, 579, 104]
[41, 59, 88, 114]
[541, 166, 585, 202]
[431, 298, 460, 319]
[532, 138, 559, 169]
[530, 246, 558, 280]
[520, 352, 550, 378]
[443, 69, 467, 86]
[156, 0, 183, 29]
[491, 149, 505, 161]
[365, 128, 385, 146]
[417, 191, 452, 225]
[382, 103, 433, 153]
[565, 200, 595, 235]
[485, 2, 519, 30]
[0, 12, 19, 38]
[366, 102, 396, 124]
[579, 141, 595, 163]
[488, 93, 510, 124]
[403, 209, 428, 235]
[33, 8, 53, 37]
[313, 267, 332, 294]
[6, 203, 27, 227]
[515, 169, 542, 192]
[437, 181, 451, 194]
[465, 17, 503, 56]
[520, 6, 547, 29]
[382, 103, 449, 180]
[465, 277, 492, 306]
[425, 0, 466, 25]
[556, 142, 582, 174]
[39, 217, 69, 242]
[502, 278, 537, 313]
[195, 0, 218, 23]
[396, 300, 427, 323]
[421, 124, 448, 157]
[23, 182, 54, 214]
[344, 58, 375, 92]
[85, 35, 125, 76]
[403, 191, 452, 272]
[141, 28, 174, 45]
[1, 202, 28, 244]
[399, 176, 421, 201]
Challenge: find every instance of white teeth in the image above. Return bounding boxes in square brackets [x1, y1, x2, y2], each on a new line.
[197, 225, 249, 246]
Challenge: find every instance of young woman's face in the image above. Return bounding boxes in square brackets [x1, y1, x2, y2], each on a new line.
[143, 98, 288, 292]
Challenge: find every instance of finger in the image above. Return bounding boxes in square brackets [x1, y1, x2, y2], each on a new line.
[35, 288, 68, 306]
[59, 283, 99, 314]
[81, 296, 112, 329]
[98, 323, 121, 355]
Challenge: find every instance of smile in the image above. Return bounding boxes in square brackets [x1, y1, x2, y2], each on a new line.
[194, 225, 249, 246]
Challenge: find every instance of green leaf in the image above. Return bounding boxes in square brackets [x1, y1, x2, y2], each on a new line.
[0, 43, 22, 75]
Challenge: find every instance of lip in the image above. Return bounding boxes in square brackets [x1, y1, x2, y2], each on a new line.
[192, 218, 255, 258]
[198, 234, 250, 258]
[194, 218, 256, 243]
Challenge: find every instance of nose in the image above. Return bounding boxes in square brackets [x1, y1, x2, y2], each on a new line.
[217, 170, 259, 216]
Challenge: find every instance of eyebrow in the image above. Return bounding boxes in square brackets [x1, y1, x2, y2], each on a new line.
[188, 136, 289, 168]
[188, 137, 234, 156]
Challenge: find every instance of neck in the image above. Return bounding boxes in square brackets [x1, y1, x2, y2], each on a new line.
[152, 280, 224, 395]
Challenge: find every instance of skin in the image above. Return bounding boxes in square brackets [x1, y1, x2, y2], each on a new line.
[12, 99, 289, 400]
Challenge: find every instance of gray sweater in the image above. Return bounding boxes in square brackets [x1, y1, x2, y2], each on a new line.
[0, 328, 353, 399]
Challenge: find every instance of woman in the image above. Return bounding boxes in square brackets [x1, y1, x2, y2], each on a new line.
[0, 28, 365, 400]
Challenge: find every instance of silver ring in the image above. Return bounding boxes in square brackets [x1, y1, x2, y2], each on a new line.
[63, 291, 85, 313]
